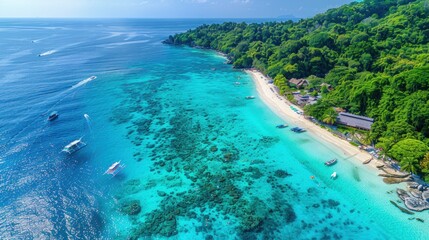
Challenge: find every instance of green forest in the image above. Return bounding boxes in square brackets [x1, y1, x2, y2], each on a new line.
[165, 0, 429, 180]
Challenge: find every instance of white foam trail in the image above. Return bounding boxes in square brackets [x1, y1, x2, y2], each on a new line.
[4, 76, 97, 147]
[84, 114, 93, 133]
[124, 32, 139, 41]
[70, 76, 97, 90]
[38, 50, 57, 57]
[99, 40, 150, 48]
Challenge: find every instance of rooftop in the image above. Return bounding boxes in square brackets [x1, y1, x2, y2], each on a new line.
[337, 112, 374, 130]
[289, 78, 309, 87]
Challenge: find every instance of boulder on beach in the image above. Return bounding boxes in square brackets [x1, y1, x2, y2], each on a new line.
[383, 177, 412, 184]
[404, 197, 429, 212]
[378, 173, 410, 178]
[422, 191, 429, 201]
[396, 188, 429, 212]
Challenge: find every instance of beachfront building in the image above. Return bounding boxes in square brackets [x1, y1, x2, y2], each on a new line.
[288, 78, 309, 89]
[336, 112, 374, 130]
[292, 92, 321, 106]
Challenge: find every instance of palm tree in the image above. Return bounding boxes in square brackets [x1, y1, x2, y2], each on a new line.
[399, 157, 419, 174]
[322, 108, 338, 125]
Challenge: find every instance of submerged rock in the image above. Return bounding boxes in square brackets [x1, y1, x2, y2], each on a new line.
[240, 215, 264, 232]
[390, 200, 414, 215]
[274, 170, 291, 178]
[259, 136, 280, 147]
[122, 179, 142, 195]
[284, 204, 297, 223]
[210, 145, 218, 152]
[119, 199, 142, 215]
[157, 190, 167, 197]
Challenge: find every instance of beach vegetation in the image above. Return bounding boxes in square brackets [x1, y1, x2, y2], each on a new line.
[419, 152, 429, 180]
[399, 157, 420, 174]
[390, 139, 429, 173]
[322, 108, 338, 125]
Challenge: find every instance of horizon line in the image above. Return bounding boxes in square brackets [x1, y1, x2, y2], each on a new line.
[0, 16, 302, 20]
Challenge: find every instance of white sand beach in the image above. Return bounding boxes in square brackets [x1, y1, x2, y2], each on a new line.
[246, 69, 385, 170]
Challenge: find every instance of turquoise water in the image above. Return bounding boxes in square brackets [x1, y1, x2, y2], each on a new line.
[0, 19, 426, 239]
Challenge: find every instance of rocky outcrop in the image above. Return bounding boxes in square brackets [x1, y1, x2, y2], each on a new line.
[396, 188, 429, 212]
[378, 173, 410, 178]
[383, 177, 412, 184]
[422, 191, 429, 201]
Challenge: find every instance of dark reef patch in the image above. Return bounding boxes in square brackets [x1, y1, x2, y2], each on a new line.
[108, 75, 366, 239]
[119, 199, 142, 216]
[274, 169, 292, 178]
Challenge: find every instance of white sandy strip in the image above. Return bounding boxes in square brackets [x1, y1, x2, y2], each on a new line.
[246, 69, 386, 170]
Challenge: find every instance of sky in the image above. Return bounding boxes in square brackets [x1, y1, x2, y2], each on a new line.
[0, 0, 356, 18]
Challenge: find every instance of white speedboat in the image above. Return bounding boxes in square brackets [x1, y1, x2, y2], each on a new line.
[331, 172, 337, 179]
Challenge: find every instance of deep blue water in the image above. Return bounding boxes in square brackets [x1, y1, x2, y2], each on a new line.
[0, 19, 425, 239]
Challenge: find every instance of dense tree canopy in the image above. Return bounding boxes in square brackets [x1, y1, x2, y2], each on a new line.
[166, 0, 429, 176]
[390, 139, 428, 172]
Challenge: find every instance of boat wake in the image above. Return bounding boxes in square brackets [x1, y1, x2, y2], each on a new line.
[99, 40, 150, 48]
[84, 114, 93, 133]
[70, 76, 97, 90]
[38, 50, 57, 57]
[4, 76, 98, 148]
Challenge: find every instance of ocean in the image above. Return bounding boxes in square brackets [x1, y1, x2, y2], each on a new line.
[0, 19, 426, 239]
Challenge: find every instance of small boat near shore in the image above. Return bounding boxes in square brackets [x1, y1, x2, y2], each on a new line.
[245, 96, 255, 99]
[104, 161, 125, 176]
[325, 158, 337, 166]
[331, 172, 337, 179]
[48, 111, 59, 121]
[276, 124, 288, 129]
[290, 127, 306, 133]
[363, 158, 372, 164]
[62, 138, 86, 154]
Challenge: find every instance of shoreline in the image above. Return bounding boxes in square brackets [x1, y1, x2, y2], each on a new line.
[245, 69, 385, 171]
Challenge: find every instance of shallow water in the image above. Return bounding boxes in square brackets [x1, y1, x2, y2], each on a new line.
[0, 19, 426, 239]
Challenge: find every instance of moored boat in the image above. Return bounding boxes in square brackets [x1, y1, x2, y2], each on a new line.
[62, 138, 86, 154]
[104, 161, 125, 176]
[48, 111, 59, 121]
[291, 127, 306, 133]
[276, 124, 288, 128]
[245, 96, 255, 99]
[331, 172, 337, 179]
[363, 157, 372, 164]
[325, 158, 337, 166]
